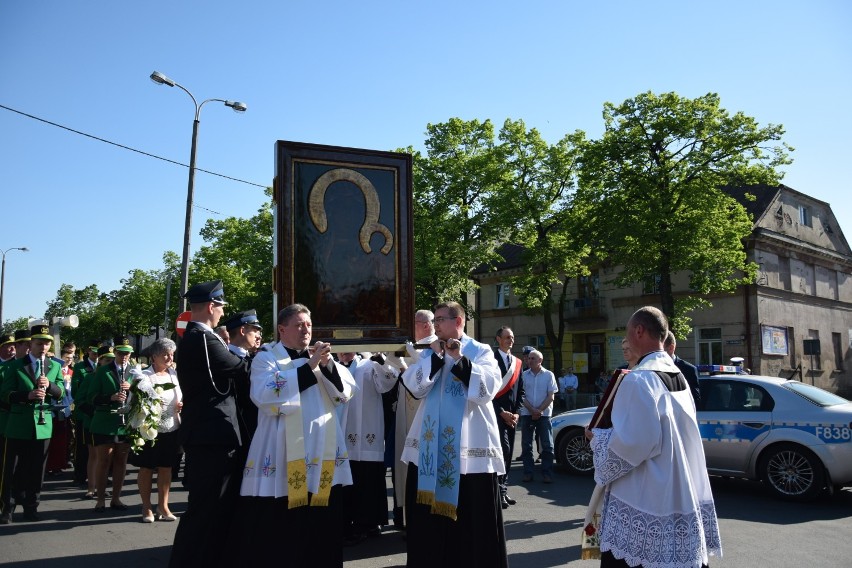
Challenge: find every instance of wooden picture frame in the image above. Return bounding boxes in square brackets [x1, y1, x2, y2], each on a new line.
[273, 141, 413, 351]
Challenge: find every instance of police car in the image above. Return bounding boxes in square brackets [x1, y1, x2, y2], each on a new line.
[551, 368, 852, 501]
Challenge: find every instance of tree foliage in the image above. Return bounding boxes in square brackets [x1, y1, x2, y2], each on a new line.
[191, 188, 274, 328]
[494, 120, 590, 370]
[406, 118, 515, 310]
[579, 91, 792, 333]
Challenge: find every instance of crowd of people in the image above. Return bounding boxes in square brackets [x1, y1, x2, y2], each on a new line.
[0, 282, 722, 568]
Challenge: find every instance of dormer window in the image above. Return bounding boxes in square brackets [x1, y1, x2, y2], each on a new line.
[798, 205, 812, 227]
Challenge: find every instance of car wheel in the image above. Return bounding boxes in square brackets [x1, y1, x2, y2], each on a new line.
[758, 443, 825, 501]
[557, 428, 594, 476]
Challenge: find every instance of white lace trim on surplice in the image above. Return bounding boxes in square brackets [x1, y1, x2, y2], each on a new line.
[600, 494, 723, 568]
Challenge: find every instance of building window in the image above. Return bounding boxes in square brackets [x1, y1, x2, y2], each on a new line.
[832, 332, 844, 370]
[697, 327, 722, 366]
[799, 205, 812, 227]
[642, 274, 661, 295]
[495, 283, 510, 309]
[579, 271, 600, 299]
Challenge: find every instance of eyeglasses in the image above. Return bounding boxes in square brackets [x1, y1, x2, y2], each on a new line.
[434, 316, 456, 324]
[415, 319, 432, 325]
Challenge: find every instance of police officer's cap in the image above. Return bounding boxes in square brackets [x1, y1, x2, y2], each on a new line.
[183, 280, 228, 305]
[0, 333, 14, 347]
[223, 309, 262, 331]
[14, 329, 31, 342]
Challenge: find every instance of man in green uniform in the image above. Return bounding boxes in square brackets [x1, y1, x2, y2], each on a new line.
[0, 324, 65, 523]
[0, 329, 30, 521]
[87, 336, 133, 512]
[71, 340, 100, 495]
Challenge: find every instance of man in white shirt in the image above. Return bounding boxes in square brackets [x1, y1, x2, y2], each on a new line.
[519, 349, 557, 483]
[557, 366, 579, 410]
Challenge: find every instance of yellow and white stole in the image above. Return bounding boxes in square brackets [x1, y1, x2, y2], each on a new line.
[271, 343, 338, 508]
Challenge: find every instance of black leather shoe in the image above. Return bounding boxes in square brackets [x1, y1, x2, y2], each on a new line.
[0, 513, 11, 524]
[505, 495, 517, 505]
[500, 496, 509, 509]
[22, 510, 41, 522]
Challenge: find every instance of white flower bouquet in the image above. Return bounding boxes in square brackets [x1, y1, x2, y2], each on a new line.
[121, 366, 177, 453]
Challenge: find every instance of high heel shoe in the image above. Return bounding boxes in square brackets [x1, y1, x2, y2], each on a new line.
[142, 512, 155, 523]
[156, 510, 177, 522]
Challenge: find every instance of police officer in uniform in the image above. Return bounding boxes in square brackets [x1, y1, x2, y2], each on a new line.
[0, 323, 65, 523]
[169, 280, 250, 568]
[222, 309, 262, 442]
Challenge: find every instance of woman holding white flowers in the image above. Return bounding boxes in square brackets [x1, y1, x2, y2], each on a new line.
[133, 338, 182, 523]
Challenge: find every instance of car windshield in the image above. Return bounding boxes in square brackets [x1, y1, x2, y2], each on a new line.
[782, 381, 850, 407]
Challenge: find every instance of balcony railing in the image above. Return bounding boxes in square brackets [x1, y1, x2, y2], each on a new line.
[563, 296, 606, 319]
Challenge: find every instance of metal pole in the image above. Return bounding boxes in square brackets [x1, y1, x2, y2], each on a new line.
[0, 255, 6, 326]
[179, 118, 200, 313]
[164, 274, 173, 335]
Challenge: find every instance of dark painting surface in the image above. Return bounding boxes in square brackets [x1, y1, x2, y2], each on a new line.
[275, 142, 413, 347]
[293, 162, 398, 326]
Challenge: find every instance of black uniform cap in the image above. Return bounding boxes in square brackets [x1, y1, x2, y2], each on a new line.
[183, 280, 227, 305]
[223, 309, 262, 331]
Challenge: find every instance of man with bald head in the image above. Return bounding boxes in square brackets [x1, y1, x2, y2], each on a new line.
[588, 306, 721, 568]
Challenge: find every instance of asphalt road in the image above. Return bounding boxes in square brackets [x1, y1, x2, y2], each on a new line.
[1, 458, 851, 567]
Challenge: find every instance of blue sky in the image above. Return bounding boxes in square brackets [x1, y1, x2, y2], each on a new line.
[1, 1, 850, 325]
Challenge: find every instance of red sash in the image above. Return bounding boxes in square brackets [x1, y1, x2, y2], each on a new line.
[495, 356, 523, 398]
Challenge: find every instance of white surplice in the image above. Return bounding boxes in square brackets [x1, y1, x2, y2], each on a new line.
[240, 342, 356, 497]
[344, 356, 399, 462]
[400, 334, 505, 475]
[591, 350, 722, 568]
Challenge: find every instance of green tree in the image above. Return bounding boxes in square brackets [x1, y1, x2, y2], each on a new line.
[191, 188, 274, 329]
[44, 283, 105, 347]
[494, 120, 590, 371]
[407, 118, 516, 310]
[580, 91, 792, 335]
[1, 317, 29, 337]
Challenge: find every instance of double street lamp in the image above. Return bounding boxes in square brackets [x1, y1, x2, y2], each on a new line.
[0, 246, 29, 326]
[150, 70, 247, 312]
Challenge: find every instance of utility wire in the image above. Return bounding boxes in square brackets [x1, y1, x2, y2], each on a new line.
[0, 103, 268, 189]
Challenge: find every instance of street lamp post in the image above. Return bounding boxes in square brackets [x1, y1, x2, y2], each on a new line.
[150, 70, 247, 312]
[0, 246, 29, 326]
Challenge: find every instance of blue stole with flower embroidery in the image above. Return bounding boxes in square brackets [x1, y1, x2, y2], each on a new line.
[416, 340, 477, 520]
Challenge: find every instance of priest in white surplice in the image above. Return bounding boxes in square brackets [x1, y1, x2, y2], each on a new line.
[338, 351, 399, 544]
[232, 304, 356, 568]
[589, 306, 722, 568]
[392, 309, 437, 529]
[401, 301, 508, 568]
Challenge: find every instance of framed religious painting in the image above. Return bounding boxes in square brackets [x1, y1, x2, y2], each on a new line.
[273, 141, 413, 352]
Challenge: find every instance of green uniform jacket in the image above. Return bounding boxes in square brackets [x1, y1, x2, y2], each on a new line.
[0, 356, 65, 440]
[71, 359, 98, 429]
[87, 363, 127, 436]
[0, 359, 13, 435]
